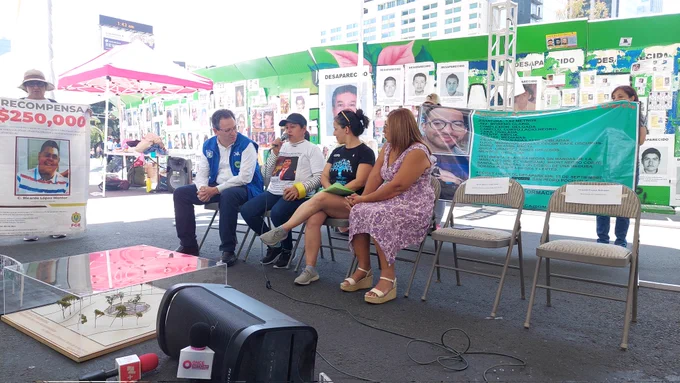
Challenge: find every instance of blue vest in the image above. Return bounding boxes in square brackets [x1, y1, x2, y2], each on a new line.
[203, 133, 263, 199]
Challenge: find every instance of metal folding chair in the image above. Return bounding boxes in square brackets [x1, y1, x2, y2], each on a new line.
[420, 178, 525, 318]
[523, 182, 640, 350]
[344, 176, 441, 284]
[197, 203, 251, 258]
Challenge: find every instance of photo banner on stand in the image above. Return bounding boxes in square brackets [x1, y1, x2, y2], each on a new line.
[469, 102, 638, 210]
[0, 98, 90, 236]
[318, 66, 373, 145]
[376, 65, 404, 107]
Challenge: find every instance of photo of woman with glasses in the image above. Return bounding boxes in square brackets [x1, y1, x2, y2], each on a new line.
[420, 104, 471, 155]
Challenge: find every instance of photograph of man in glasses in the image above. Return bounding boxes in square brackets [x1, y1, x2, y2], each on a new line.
[420, 104, 471, 155]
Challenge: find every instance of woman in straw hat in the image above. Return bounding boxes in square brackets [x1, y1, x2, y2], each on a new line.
[19, 69, 64, 241]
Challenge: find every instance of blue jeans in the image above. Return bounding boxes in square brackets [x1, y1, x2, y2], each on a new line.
[240, 191, 307, 250]
[596, 216, 630, 247]
[596, 169, 639, 247]
[173, 185, 248, 252]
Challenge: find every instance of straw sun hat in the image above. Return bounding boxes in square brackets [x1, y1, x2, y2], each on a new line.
[18, 69, 55, 92]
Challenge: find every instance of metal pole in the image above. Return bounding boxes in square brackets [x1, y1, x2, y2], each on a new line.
[102, 79, 110, 197]
[46, 0, 56, 100]
[357, 0, 364, 109]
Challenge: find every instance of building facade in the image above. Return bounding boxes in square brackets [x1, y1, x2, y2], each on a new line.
[618, 0, 663, 18]
[320, 0, 492, 45]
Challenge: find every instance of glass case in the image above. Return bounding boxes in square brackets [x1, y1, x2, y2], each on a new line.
[1, 245, 226, 362]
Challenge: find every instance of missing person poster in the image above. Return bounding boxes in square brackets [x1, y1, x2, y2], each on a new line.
[639, 135, 673, 186]
[470, 101, 638, 210]
[290, 88, 311, 123]
[436, 61, 469, 108]
[405, 62, 435, 105]
[0, 98, 90, 236]
[376, 65, 404, 106]
[318, 66, 373, 144]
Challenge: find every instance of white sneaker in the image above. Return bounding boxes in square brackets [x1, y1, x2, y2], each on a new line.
[23, 236, 39, 241]
[294, 269, 320, 285]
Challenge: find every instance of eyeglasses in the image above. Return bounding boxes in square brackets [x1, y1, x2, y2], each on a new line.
[25, 81, 46, 88]
[217, 127, 236, 134]
[427, 118, 466, 131]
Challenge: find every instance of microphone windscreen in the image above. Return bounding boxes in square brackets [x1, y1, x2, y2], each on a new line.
[139, 353, 159, 372]
[189, 322, 211, 349]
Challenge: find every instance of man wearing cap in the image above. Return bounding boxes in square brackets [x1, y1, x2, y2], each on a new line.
[173, 109, 264, 266]
[241, 113, 325, 268]
[19, 69, 62, 241]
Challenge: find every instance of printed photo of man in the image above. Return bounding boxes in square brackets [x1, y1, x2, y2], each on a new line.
[420, 105, 471, 155]
[641, 147, 662, 174]
[327, 84, 358, 136]
[295, 95, 306, 114]
[445, 73, 463, 97]
[16, 139, 70, 195]
[383, 76, 397, 98]
[413, 73, 427, 96]
[272, 156, 299, 181]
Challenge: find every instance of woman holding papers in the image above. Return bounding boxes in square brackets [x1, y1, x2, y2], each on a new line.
[260, 110, 375, 285]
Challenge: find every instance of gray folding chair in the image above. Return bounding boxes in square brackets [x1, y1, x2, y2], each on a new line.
[420, 178, 525, 318]
[344, 176, 441, 284]
[198, 203, 251, 258]
[293, 217, 344, 273]
[523, 182, 640, 350]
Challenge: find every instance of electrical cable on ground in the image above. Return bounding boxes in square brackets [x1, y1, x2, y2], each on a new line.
[260, 264, 526, 382]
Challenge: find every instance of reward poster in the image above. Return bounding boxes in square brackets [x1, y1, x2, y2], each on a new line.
[0, 98, 90, 236]
[318, 66, 373, 144]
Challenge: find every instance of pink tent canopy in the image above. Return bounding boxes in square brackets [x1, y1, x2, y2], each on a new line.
[58, 40, 213, 95]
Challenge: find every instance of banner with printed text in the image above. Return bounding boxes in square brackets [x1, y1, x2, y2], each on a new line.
[468, 102, 638, 210]
[0, 98, 90, 236]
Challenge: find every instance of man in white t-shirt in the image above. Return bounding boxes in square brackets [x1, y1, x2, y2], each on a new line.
[241, 113, 325, 268]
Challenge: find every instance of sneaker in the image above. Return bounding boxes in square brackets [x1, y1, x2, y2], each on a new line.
[23, 236, 39, 242]
[51, 234, 66, 239]
[273, 249, 293, 269]
[294, 268, 320, 285]
[260, 226, 289, 247]
[261, 247, 283, 265]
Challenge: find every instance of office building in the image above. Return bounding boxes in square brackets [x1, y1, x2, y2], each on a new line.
[517, 0, 543, 25]
[320, 0, 492, 45]
[618, 0, 663, 18]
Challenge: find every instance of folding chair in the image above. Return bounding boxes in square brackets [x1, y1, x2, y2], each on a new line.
[241, 211, 306, 267]
[197, 203, 251, 258]
[420, 178, 525, 318]
[345, 176, 441, 284]
[293, 218, 344, 273]
[523, 182, 640, 350]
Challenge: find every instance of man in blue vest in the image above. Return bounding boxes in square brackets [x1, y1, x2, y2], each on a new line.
[173, 109, 263, 266]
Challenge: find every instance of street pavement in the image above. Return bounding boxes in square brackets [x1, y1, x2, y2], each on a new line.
[0, 165, 678, 382]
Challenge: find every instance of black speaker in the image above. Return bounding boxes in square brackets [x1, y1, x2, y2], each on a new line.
[157, 284, 318, 383]
[166, 157, 192, 192]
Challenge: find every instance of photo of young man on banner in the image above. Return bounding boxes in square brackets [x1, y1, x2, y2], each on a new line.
[432, 154, 470, 200]
[319, 67, 373, 144]
[15, 138, 70, 195]
[419, 104, 471, 155]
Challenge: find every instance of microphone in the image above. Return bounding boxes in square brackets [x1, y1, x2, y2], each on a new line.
[79, 353, 159, 381]
[178, 322, 215, 380]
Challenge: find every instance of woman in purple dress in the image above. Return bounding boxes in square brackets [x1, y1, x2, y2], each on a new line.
[344, 108, 435, 304]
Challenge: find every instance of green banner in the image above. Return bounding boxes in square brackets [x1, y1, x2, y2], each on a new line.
[470, 102, 638, 210]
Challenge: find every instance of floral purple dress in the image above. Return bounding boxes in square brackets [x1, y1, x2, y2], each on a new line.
[349, 142, 435, 265]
